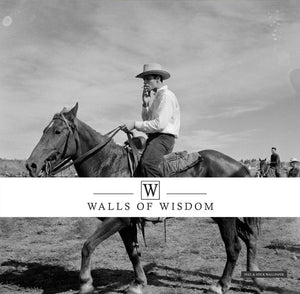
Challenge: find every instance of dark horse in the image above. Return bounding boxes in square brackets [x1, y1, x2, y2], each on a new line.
[26, 104, 265, 294]
[259, 158, 276, 177]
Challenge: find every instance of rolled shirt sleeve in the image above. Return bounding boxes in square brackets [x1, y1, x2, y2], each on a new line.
[136, 95, 171, 132]
[134, 86, 180, 138]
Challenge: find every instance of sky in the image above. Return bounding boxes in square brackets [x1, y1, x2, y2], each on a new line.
[1, 0, 300, 161]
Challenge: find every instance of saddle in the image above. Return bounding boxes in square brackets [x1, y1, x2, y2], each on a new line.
[123, 135, 202, 177]
[129, 217, 169, 252]
[159, 151, 202, 176]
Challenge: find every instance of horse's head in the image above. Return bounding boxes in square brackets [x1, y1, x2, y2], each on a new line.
[258, 158, 269, 177]
[26, 103, 79, 177]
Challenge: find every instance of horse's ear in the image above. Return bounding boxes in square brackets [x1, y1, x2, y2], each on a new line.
[66, 102, 78, 122]
[264, 158, 267, 161]
[259, 158, 261, 161]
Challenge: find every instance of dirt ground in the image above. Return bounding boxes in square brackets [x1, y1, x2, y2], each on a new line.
[0, 218, 299, 294]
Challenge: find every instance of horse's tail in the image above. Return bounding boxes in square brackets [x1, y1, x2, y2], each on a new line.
[236, 217, 261, 241]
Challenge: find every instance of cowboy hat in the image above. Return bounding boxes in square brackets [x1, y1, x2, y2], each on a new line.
[136, 63, 171, 80]
[290, 158, 299, 163]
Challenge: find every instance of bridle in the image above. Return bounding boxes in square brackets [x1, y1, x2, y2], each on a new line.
[259, 162, 270, 177]
[42, 112, 125, 177]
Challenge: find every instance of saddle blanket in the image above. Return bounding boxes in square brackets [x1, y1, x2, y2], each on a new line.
[159, 151, 202, 176]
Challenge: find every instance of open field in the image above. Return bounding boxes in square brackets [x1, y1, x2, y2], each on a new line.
[0, 158, 290, 178]
[0, 218, 299, 294]
[0, 159, 77, 177]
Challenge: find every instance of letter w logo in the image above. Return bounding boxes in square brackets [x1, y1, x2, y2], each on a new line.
[141, 181, 160, 200]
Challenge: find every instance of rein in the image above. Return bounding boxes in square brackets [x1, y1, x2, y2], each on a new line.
[44, 113, 125, 176]
[260, 163, 270, 177]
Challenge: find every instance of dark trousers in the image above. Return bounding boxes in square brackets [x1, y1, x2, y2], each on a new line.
[135, 133, 175, 177]
[270, 167, 281, 177]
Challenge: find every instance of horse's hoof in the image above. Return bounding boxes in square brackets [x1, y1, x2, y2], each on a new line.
[79, 283, 95, 294]
[250, 266, 267, 292]
[207, 283, 223, 294]
[126, 284, 144, 294]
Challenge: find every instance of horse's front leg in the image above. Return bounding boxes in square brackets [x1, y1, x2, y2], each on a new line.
[209, 218, 241, 294]
[79, 217, 129, 294]
[119, 222, 147, 294]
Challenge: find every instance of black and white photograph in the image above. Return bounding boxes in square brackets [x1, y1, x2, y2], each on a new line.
[0, 1, 300, 294]
[0, 218, 299, 294]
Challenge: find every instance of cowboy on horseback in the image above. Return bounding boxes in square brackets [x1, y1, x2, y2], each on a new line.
[270, 147, 281, 177]
[123, 63, 180, 177]
[26, 102, 264, 294]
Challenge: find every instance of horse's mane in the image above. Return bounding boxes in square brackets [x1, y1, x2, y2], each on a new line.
[75, 117, 125, 156]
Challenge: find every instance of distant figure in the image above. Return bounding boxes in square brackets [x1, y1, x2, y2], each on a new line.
[270, 147, 281, 177]
[288, 158, 300, 177]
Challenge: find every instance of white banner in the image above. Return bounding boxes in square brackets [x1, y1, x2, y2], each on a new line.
[0, 178, 299, 217]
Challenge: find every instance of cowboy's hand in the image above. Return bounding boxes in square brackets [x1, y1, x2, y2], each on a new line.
[122, 121, 135, 132]
[142, 86, 151, 106]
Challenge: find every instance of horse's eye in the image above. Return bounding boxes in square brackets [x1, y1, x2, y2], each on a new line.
[55, 130, 61, 135]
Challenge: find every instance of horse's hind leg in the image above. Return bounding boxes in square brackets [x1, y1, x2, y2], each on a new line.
[209, 218, 241, 294]
[79, 218, 129, 294]
[119, 223, 147, 294]
[237, 217, 266, 291]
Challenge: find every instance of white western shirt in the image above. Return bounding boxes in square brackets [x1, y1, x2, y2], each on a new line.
[134, 85, 180, 138]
